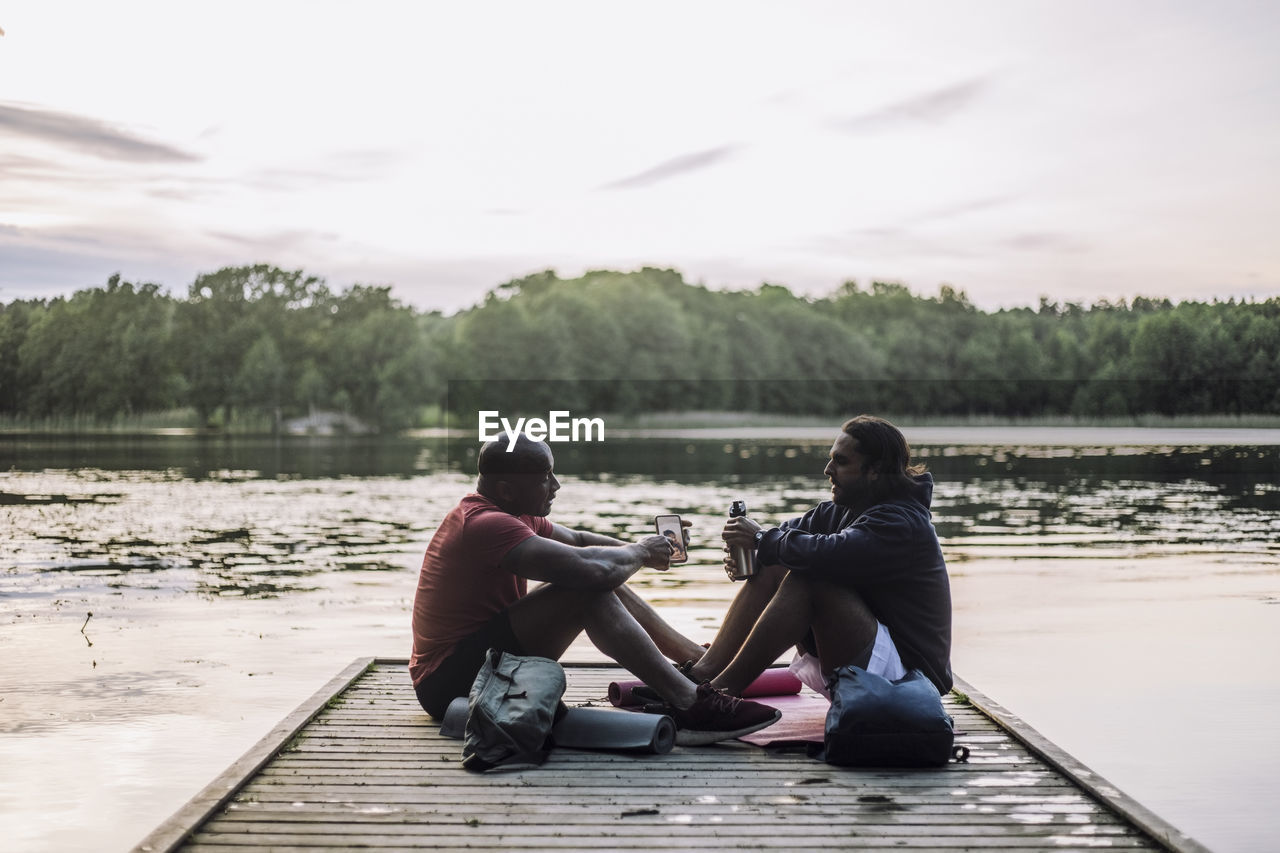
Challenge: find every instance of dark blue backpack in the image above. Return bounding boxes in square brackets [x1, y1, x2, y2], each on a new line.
[822, 666, 961, 767]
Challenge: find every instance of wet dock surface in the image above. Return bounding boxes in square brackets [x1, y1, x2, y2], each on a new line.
[135, 659, 1206, 852]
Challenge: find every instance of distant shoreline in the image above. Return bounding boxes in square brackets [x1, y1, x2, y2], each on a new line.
[5, 411, 1280, 446]
[610, 425, 1280, 446]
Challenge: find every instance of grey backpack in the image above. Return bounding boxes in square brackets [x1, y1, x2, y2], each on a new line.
[461, 649, 566, 772]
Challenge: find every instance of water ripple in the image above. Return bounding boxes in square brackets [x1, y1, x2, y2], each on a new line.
[2, 440, 1277, 604]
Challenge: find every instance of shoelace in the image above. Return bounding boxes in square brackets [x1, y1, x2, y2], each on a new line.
[703, 686, 741, 713]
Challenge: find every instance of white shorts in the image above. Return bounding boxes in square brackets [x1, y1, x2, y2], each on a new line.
[788, 622, 906, 700]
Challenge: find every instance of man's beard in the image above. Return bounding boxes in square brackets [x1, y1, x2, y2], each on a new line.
[832, 478, 876, 514]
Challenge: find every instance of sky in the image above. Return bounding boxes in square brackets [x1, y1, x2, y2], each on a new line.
[1, 1, 1278, 314]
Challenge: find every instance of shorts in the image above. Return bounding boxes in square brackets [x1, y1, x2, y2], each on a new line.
[414, 610, 526, 719]
[789, 621, 906, 700]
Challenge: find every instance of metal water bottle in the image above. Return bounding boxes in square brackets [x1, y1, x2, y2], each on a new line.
[728, 500, 758, 581]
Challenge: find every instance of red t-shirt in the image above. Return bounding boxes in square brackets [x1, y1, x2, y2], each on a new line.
[408, 493, 553, 686]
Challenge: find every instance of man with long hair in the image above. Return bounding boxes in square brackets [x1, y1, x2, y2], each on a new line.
[685, 415, 952, 698]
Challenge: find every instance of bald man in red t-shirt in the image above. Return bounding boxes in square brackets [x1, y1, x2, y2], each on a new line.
[409, 434, 779, 746]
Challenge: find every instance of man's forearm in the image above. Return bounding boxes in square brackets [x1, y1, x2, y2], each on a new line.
[571, 543, 647, 588]
[571, 528, 626, 547]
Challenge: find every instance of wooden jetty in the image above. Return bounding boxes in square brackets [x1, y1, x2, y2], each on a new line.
[134, 658, 1210, 853]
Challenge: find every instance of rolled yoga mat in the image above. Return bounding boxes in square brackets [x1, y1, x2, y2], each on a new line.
[552, 706, 676, 754]
[439, 696, 470, 739]
[438, 696, 676, 755]
[608, 666, 802, 707]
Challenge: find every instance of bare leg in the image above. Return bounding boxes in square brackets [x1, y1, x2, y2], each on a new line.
[507, 583, 699, 709]
[615, 584, 706, 663]
[687, 563, 787, 682]
[709, 573, 878, 695]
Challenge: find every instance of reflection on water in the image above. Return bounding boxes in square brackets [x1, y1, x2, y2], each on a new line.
[1, 433, 1277, 602]
[0, 470, 466, 600]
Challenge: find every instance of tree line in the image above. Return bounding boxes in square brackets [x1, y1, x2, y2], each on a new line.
[0, 266, 443, 430]
[1, 264, 1277, 429]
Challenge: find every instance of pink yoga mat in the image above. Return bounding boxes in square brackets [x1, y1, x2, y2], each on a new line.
[735, 691, 830, 746]
[607, 667, 802, 707]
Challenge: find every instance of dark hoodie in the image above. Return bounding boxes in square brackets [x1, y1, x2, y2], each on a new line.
[755, 473, 953, 694]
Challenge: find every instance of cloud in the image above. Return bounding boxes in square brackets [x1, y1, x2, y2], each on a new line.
[0, 152, 60, 178]
[829, 78, 991, 132]
[1001, 232, 1090, 254]
[0, 102, 199, 163]
[818, 230, 979, 262]
[146, 186, 204, 202]
[236, 148, 409, 192]
[906, 195, 1017, 226]
[600, 145, 738, 190]
[803, 194, 1017, 259]
[206, 228, 342, 253]
[240, 167, 358, 192]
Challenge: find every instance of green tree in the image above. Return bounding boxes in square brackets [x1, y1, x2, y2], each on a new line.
[1129, 311, 1204, 414]
[175, 265, 330, 425]
[235, 333, 287, 425]
[14, 276, 180, 420]
[0, 299, 43, 415]
[322, 285, 436, 429]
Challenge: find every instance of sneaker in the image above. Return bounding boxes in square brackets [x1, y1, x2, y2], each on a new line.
[667, 683, 781, 746]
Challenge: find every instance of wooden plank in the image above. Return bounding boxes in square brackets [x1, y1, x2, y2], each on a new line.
[241, 776, 1074, 790]
[219, 785, 1101, 803]
[132, 658, 378, 853]
[136, 659, 1197, 853]
[217, 788, 1099, 806]
[210, 809, 1124, 825]
[180, 835, 1155, 850]
[192, 824, 1144, 840]
[185, 840, 1157, 845]
[177, 845, 1141, 850]
[219, 797, 1108, 814]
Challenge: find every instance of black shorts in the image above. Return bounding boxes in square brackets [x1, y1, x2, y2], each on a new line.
[414, 610, 526, 719]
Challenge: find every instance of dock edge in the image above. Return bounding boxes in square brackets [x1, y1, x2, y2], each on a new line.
[131, 656, 380, 853]
[952, 675, 1211, 853]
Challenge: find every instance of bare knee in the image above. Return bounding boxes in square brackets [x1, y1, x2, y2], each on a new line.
[746, 563, 788, 598]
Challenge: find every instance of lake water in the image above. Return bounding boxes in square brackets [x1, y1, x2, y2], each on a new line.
[1, 428, 1278, 852]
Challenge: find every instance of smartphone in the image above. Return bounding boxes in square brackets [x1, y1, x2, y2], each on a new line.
[654, 514, 687, 564]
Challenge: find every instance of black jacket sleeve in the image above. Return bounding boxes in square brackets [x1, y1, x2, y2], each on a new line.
[758, 502, 933, 584]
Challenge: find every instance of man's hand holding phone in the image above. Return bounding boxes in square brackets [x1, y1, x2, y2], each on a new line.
[636, 535, 678, 571]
